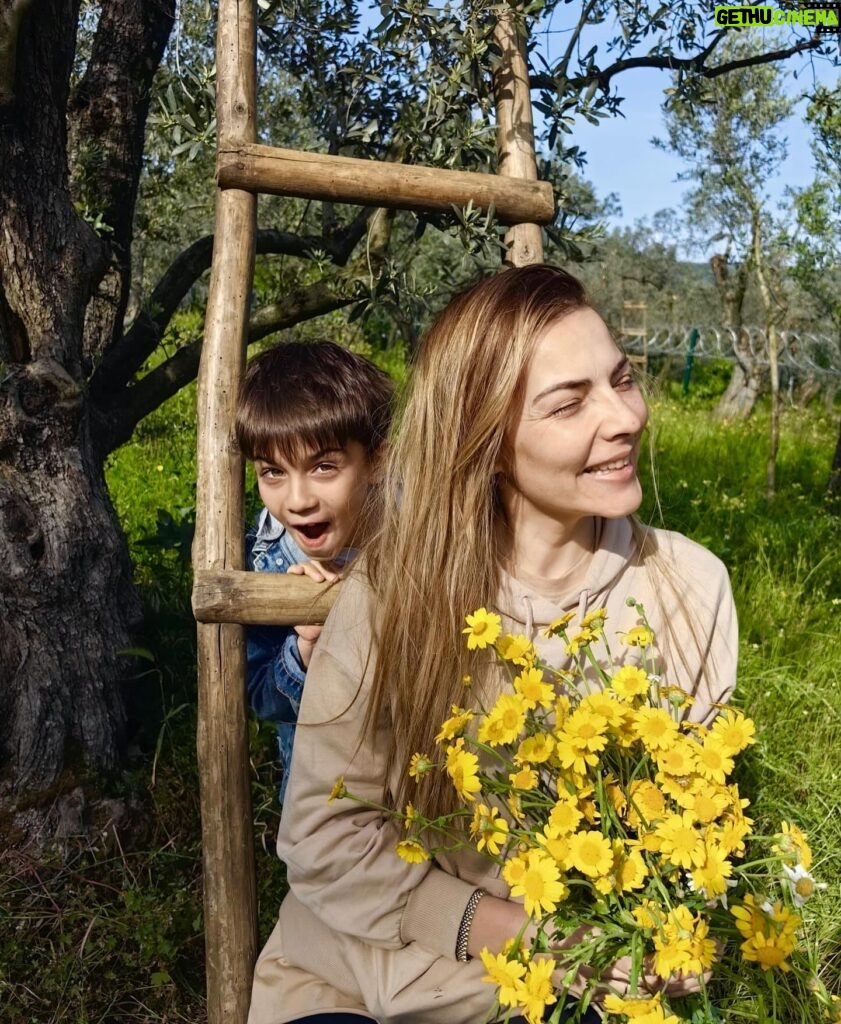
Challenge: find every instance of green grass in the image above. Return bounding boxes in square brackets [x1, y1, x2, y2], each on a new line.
[1, 379, 839, 1021]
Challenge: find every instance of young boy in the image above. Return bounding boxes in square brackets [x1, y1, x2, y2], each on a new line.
[234, 340, 394, 801]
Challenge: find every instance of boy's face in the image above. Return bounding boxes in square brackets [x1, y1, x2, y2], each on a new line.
[254, 441, 374, 560]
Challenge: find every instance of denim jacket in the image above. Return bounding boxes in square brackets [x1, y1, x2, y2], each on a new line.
[246, 509, 309, 802]
[246, 507, 354, 803]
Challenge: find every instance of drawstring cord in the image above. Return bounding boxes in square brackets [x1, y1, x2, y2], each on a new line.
[522, 596, 534, 637]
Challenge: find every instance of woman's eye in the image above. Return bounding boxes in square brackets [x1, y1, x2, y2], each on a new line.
[314, 463, 338, 474]
[260, 467, 284, 479]
[615, 374, 635, 390]
[550, 401, 580, 417]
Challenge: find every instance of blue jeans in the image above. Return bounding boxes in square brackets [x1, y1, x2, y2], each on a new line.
[282, 1008, 601, 1023]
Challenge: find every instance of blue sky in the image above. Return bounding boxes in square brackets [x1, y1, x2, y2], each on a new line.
[558, 47, 839, 243]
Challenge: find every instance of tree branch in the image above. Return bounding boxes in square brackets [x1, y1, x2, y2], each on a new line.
[67, 0, 175, 364]
[89, 216, 372, 404]
[95, 280, 355, 456]
[530, 33, 824, 93]
[556, 0, 601, 81]
[68, 0, 175, 241]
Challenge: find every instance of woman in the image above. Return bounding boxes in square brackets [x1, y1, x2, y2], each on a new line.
[248, 266, 738, 1024]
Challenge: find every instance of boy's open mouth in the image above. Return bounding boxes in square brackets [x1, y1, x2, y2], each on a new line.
[295, 522, 330, 541]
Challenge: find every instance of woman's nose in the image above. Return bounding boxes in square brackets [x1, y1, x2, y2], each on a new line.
[601, 387, 647, 438]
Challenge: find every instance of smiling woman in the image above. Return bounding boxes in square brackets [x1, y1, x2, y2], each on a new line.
[248, 265, 738, 1024]
[498, 307, 649, 580]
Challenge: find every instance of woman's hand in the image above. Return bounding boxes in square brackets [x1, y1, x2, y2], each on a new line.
[465, 899, 708, 1006]
[562, 953, 709, 1002]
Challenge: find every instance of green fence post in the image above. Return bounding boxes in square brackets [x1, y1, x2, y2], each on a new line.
[682, 328, 699, 397]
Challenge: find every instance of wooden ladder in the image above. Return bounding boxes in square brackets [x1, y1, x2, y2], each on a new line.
[191, 2, 554, 1021]
[621, 300, 649, 372]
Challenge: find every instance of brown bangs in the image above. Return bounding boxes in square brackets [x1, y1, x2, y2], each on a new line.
[235, 341, 394, 465]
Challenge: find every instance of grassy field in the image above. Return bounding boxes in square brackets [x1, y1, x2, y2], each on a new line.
[1, 361, 839, 1021]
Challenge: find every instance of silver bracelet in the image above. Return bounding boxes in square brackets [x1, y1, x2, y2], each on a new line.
[455, 888, 488, 963]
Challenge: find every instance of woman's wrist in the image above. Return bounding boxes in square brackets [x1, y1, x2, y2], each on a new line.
[463, 893, 531, 960]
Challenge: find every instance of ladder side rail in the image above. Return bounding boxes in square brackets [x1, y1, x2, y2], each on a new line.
[493, 7, 543, 266]
[193, 0, 258, 1021]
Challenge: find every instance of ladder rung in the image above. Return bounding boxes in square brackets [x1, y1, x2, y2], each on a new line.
[217, 143, 555, 225]
[192, 569, 338, 625]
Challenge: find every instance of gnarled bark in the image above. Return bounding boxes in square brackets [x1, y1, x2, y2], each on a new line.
[0, 0, 170, 806]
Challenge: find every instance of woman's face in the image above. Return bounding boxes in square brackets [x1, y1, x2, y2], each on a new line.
[499, 306, 649, 543]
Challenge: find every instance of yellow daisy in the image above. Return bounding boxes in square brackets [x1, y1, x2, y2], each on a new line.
[655, 735, 697, 778]
[480, 949, 527, 1008]
[774, 821, 813, 869]
[626, 779, 667, 828]
[689, 841, 733, 897]
[548, 797, 583, 835]
[655, 811, 706, 869]
[633, 707, 679, 751]
[445, 741, 482, 801]
[579, 690, 624, 728]
[478, 693, 527, 746]
[565, 628, 597, 656]
[604, 993, 662, 1018]
[621, 625, 654, 648]
[610, 664, 651, 702]
[562, 708, 609, 751]
[509, 767, 538, 791]
[545, 611, 575, 636]
[408, 752, 434, 779]
[677, 781, 730, 823]
[537, 826, 572, 870]
[434, 705, 474, 743]
[497, 633, 536, 667]
[514, 667, 555, 710]
[507, 849, 569, 917]
[328, 776, 347, 803]
[567, 829, 614, 878]
[395, 839, 429, 863]
[710, 708, 756, 755]
[462, 607, 502, 650]
[520, 957, 557, 1022]
[580, 606, 609, 629]
[614, 844, 648, 893]
[515, 733, 555, 764]
[470, 804, 510, 856]
[694, 734, 735, 784]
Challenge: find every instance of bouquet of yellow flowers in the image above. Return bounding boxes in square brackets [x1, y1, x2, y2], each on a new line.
[336, 602, 837, 1024]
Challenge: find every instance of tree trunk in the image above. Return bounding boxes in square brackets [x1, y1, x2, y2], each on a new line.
[0, 0, 160, 821]
[0, 367, 141, 792]
[715, 352, 764, 420]
[710, 252, 762, 420]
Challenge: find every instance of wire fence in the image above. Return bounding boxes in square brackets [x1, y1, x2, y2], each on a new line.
[625, 326, 841, 380]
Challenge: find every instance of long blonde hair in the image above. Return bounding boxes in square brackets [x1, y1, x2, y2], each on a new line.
[364, 266, 589, 819]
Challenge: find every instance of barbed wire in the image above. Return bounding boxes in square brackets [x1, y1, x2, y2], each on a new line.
[623, 325, 841, 379]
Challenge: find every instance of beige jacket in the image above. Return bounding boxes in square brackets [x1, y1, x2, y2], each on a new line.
[248, 519, 738, 1024]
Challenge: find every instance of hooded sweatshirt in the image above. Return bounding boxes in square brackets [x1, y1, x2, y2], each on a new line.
[248, 518, 737, 1024]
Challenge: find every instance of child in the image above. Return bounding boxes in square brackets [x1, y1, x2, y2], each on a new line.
[234, 340, 394, 801]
